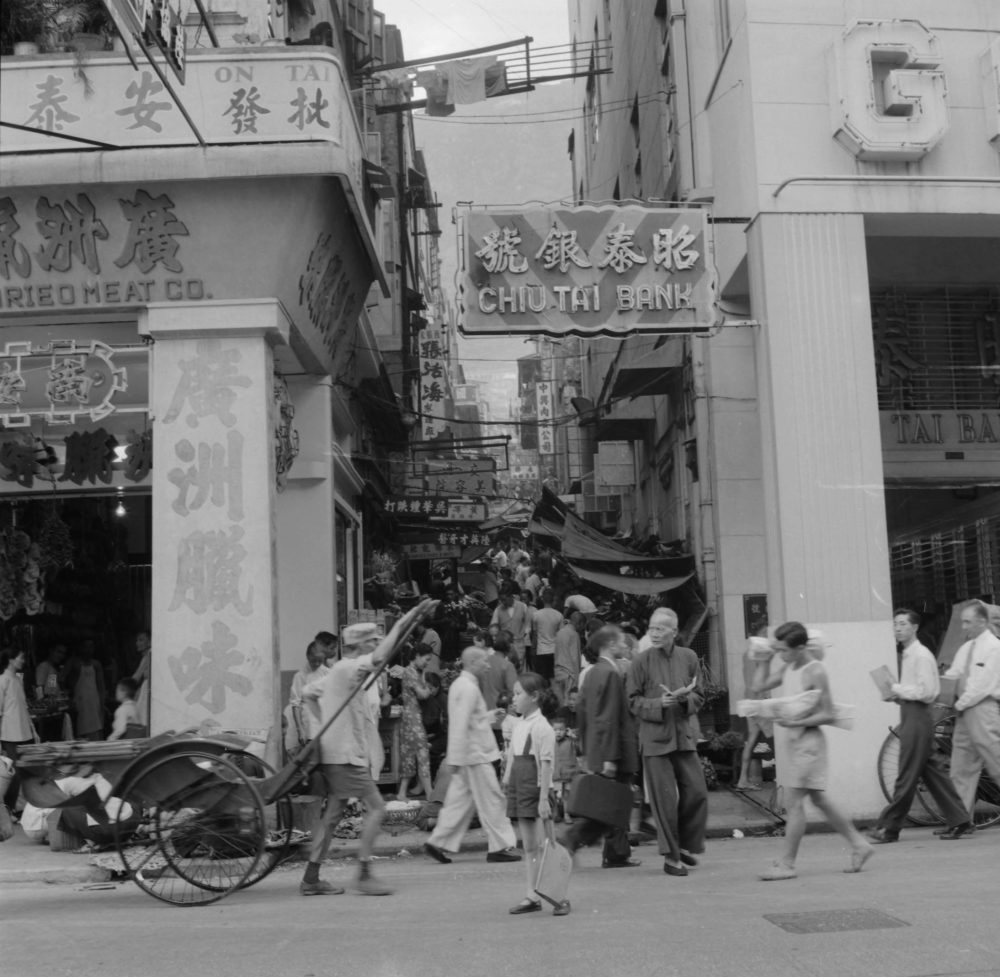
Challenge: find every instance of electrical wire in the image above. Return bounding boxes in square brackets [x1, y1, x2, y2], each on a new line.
[411, 92, 671, 125]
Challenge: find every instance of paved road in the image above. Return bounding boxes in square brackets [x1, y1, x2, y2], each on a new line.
[3, 828, 999, 977]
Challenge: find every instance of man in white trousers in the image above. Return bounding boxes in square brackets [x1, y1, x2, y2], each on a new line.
[940, 600, 1000, 836]
[424, 646, 521, 864]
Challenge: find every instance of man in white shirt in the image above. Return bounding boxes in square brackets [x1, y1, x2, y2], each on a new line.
[867, 609, 970, 843]
[491, 585, 530, 672]
[532, 589, 563, 681]
[424, 646, 520, 865]
[941, 599, 1000, 835]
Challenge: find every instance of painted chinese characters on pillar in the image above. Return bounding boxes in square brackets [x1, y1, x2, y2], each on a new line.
[153, 334, 273, 729]
[461, 205, 718, 337]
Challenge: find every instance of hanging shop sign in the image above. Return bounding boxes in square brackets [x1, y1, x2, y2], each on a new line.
[102, 0, 186, 82]
[0, 340, 134, 427]
[460, 205, 719, 337]
[400, 528, 492, 561]
[536, 380, 554, 456]
[418, 327, 447, 441]
[385, 496, 488, 522]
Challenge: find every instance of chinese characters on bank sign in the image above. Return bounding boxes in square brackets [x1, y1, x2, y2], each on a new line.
[462, 205, 718, 337]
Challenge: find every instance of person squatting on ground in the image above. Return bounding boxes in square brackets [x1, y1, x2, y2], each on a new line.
[564, 625, 640, 869]
[298, 602, 432, 897]
[757, 621, 874, 880]
[627, 608, 707, 877]
[503, 672, 570, 917]
[867, 609, 971, 844]
[423, 646, 521, 866]
[940, 599, 1000, 831]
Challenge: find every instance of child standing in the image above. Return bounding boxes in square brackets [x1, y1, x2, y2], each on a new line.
[758, 621, 873, 880]
[503, 672, 569, 917]
[551, 711, 579, 823]
[107, 677, 139, 741]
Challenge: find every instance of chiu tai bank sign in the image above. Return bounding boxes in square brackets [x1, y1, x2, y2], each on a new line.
[460, 205, 718, 338]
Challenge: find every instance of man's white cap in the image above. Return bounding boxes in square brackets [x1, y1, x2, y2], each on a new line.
[342, 623, 378, 646]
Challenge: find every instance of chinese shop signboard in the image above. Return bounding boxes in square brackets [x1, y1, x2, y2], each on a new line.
[418, 327, 447, 441]
[0, 51, 349, 153]
[461, 205, 718, 338]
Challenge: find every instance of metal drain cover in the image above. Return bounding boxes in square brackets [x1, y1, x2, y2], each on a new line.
[764, 908, 909, 934]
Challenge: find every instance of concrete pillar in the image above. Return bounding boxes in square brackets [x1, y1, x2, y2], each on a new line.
[140, 300, 289, 765]
[747, 213, 896, 817]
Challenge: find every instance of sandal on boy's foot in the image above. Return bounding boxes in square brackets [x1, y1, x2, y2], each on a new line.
[679, 850, 699, 867]
[759, 861, 797, 881]
[663, 860, 688, 877]
[509, 898, 542, 915]
[844, 844, 874, 873]
[552, 900, 571, 916]
[300, 879, 345, 896]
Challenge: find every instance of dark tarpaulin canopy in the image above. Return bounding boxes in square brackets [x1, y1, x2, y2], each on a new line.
[528, 488, 695, 595]
[569, 563, 694, 596]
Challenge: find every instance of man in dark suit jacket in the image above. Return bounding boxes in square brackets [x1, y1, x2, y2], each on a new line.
[562, 625, 640, 868]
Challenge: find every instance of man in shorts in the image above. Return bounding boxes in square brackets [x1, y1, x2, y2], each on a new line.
[299, 601, 431, 896]
[758, 621, 873, 880]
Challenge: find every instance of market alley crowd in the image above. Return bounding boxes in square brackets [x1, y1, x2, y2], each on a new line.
[3, 535, 1000, 916]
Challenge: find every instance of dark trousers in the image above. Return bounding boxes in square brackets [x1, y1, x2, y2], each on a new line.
[878, 701, 967, 833]
[643, 751, 707, 860]
[562, 773, 632, 863]
[1, 739, 32, 811]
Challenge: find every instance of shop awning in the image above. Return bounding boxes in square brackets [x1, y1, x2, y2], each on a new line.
[529, 488, 696, 594]
[567, 562, 694, 596]
[607, 336, 684, 400]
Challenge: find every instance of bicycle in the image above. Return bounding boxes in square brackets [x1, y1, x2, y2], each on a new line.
[877, 712, 1000, 828]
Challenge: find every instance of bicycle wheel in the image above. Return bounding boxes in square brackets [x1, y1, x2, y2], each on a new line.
[876, 728, 942, 826]
[916, 716, 1000, 828]
[114, 751, 266, 906]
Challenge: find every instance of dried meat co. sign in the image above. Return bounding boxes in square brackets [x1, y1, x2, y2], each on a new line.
[461, 205, 719, 338]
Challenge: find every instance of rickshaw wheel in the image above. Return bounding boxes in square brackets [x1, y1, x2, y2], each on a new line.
[113, 750, 266, 906]
[219, 750, 295, 889]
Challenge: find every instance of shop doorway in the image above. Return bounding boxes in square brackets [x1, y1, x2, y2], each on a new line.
[0, 493, 152, 736]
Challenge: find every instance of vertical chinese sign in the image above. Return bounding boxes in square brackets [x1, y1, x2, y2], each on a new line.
[148, 326, 278, 745]
[536, 379, 554, 457]
[418, 326, 446, 441]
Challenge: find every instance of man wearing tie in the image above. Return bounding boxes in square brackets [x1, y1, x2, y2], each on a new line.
[940, 600, 1000, 837]
[867, 609, 969, 843]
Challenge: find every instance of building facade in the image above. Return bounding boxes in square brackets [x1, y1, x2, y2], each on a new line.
[0, 0, 444, 762]
[567, 0, 1000, 814]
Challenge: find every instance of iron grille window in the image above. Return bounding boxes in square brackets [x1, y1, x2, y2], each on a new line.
[871, 286, 1000, 411]
[891, 515, 1000, 611]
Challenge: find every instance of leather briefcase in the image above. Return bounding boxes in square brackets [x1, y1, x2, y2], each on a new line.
[566, 773, 633, 830]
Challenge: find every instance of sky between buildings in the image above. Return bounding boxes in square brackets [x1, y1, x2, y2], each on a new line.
[376, 0, 578, 386]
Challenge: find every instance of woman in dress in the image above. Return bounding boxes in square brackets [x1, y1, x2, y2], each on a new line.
[67, 639, 106, 741]
[395, 645, 435, 802]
